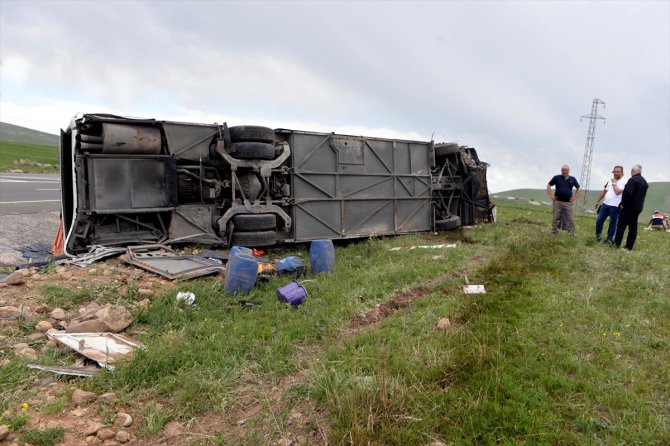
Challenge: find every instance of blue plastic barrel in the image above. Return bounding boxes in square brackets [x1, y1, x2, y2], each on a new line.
[230, 246, 252, 258]
[309, 240, 335, 274]
[224, 253, 258, 294]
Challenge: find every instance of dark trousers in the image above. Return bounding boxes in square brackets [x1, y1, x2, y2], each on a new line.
[614, 208, 641, 250]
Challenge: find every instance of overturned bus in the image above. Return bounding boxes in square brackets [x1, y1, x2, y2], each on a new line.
[59, 114, 494, 254]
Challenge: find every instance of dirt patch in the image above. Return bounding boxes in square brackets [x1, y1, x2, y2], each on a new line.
[348, 285, 430, 330]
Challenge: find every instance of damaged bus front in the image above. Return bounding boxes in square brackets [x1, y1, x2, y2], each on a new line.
[60, 114, 494, 254]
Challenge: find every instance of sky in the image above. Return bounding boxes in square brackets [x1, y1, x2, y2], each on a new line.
[1, 0, 668, 192]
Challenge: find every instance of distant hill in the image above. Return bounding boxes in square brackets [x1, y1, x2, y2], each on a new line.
[495, 183, 670, 215]
[0, 122, 59, 146]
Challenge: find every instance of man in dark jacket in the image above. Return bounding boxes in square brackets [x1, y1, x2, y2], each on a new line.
[614, 164, 649, 250]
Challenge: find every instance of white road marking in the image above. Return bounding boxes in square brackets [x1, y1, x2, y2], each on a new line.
[0, 200, 60, 204]
[0, 179, 60, 183]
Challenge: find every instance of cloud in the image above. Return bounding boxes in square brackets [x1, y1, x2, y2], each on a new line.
[1, 0, 668, 193]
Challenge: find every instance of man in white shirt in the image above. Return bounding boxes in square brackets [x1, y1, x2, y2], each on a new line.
[594, 165, 627, 243]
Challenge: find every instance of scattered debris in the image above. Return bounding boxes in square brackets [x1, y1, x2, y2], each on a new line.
[389, 243, 457, 251]
[277, 281, 308, 306]
[68, 246, 126, 267]
[463, 275, 486, 294]
[47, 332, 145, 369]
[121, 244, 223, 280]
[27, 364, 100, 377]
[277, 256, 304, 273]
[176, 291, 196, 306]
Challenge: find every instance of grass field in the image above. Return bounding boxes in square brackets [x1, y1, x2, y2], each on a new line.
[498, 183, 670, 216]
[0, 141, 59, 173]
[1, 201, 669, 445]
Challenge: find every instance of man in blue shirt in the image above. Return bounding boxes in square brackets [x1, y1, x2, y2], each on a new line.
[546, 165, 581, 235]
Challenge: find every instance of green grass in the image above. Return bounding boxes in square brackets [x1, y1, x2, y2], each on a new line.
[20, 427, 65, 446]
[0, 141, 59, 173]
[4, 201, 669, 444]
[498, 183, 670, 215]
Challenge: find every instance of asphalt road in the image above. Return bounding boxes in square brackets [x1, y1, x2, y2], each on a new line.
[0, 173, 61, 215]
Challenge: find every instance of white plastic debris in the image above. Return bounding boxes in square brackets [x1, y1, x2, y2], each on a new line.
[463, 275, 486, 294]
[176, 291, 196, 305]
[389, 243, 456, 251]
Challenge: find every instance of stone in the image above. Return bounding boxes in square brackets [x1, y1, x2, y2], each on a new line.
[70, 407, 86, 417]
[99, 392, 117, 404]
[114, 412, 133, 427]
[0, 424, 8, 441]
[12, 342, 29, 350]
[138, 288, 153, 296]
[59, 272, 73, 280]
[2, 271, 25, 286]
[36, 320, 53, 332]
[163, 421, 182, 437]
[45, 339, 58, 348]
[16, 347, 37, 360]
[39, 377, 57, 386]
[0, 306, 20, 319]
[84, 422, 104, 436]
[236, 419, 246, 426]
[72, 389, 97, 406]
[436, 318, 451, 330]
[34, 305, 49, 314]
[115, 430, 130, 443]
[97, 428, 115, 440]
[27, 332, 45, 341]
[103, 269, 113, 276]
[88, 269, 98, 275]
[136, 299, 150, 310]
[102, 440, 121, 446]
[86, 435, 97, 444]
[51, 308, 66, 320]
[67, 304, 132, 333]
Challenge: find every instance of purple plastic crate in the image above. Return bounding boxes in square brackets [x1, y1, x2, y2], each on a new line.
[277, 281, 308, 306]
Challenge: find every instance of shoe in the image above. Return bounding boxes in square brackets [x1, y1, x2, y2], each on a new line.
[603, 239, 613, 246]
[596, 235, 602, 241]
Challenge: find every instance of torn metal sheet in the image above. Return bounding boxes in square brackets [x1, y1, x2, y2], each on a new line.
[27, 364, 100, 377]
[47, 332, 145, 369]
[121, 244, 223, 280]
[68, 246, 126, 267]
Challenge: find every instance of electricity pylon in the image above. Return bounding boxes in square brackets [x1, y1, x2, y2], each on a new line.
[579, 98, 606, 207]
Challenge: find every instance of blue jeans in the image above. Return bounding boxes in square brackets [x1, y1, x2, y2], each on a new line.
[595, 204, 620, 241]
